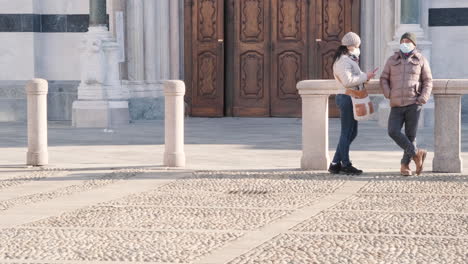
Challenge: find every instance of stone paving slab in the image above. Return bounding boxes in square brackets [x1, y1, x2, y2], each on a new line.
[159, 173, 346, 194]
[358, 175, 468, 194]
[0, 228, 242, 263]
[331, 193, 468, 213]
[291, 210, 468, 236]
[26, 206, 292, 231]
[104, 190, 326, 209]
[0, 170, 60, 190]
[227, 234, 468, 264]
[0, 170, 139, 211]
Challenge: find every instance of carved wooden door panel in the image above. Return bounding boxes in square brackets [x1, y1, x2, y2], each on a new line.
[315, 0, 360, 117]
[187, 0, 225, 117]
[231, 0, 271, 116]
[270, 0, 309, 117]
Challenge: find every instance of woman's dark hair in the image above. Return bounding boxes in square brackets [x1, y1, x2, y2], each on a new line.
[333, 45, 349, 64]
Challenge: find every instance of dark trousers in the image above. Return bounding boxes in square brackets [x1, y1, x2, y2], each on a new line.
[388, 104, 422, 165]
[332, 94, 358, 167]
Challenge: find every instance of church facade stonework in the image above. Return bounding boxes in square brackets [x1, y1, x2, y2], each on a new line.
[0, 0, 466, 122]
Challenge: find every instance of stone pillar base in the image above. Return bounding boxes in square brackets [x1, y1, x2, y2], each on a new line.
[72, 100, 129, 128]
[163, 152, 186, 167]
[433, 94, 462, 173]
[301, 155, 330, 171]
[433, 157, 462, 173]
[27, 151, 48, 166]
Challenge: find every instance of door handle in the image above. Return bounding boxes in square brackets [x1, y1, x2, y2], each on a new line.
[218, 39, 224, 42]
[315, 39, 322, 42]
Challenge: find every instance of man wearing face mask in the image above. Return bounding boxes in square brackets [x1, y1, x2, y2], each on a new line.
[380, 32, 433, 176]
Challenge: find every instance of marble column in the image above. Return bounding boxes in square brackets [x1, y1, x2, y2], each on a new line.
[400, 0, 420, 24]
[126, 0, 145, 82]
[159, 0, 170, 80]
[170, 0, 180, 79]
[433, 95, 463, 173]
[90, 0, 107, 26]
[144, 0, 158, 83]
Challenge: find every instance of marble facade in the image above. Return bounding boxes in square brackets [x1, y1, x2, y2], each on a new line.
[0, 0, 466, 122]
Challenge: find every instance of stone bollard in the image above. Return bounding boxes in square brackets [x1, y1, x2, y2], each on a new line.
[26, 79, 48, 166]
[163, 80, 186, 167]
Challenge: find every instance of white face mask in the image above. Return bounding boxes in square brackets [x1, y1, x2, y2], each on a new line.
[400, 43, 415, 53]
[349, 47, 360, 57]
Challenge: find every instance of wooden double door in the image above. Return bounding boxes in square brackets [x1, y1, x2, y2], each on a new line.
[184, 0, 360, 117]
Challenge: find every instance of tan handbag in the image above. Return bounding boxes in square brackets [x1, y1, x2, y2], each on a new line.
[335, 75, 375, 121]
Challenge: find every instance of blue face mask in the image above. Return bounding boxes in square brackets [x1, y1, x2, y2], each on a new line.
[400, 43, 415, 54]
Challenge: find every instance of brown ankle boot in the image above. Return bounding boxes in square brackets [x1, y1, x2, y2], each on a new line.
[400, 163, 412, 176]
[413, 149, 427, 175]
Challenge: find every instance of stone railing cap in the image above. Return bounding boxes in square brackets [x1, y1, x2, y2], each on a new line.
[297, 79, 468, 95]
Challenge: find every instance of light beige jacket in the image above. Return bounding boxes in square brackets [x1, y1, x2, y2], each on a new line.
[333, 55, 368, 94]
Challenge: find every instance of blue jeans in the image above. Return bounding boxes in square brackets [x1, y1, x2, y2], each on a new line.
[332, 94, 358, 167]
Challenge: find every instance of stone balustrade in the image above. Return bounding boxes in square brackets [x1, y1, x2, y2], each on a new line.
[297, 79, 468, 173]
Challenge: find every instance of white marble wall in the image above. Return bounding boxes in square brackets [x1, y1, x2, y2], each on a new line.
[0, 0, 34, 13]
[0, 34, 35, 80]
[34, 0, 88, 14]
[429, 0, 468, 79]
[35, 33, 84, 80]
[0, 0, 88, 81]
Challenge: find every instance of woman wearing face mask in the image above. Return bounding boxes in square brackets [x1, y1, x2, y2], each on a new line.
[380, 32, 433, 176]
[328, 32, 375, 175]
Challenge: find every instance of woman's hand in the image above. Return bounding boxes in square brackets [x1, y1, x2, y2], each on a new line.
[366, 71, 376, 80]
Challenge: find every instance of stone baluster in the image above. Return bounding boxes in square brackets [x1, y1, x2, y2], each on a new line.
[26, 79, 48, 166]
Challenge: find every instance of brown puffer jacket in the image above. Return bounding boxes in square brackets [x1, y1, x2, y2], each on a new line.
[380, 50, 433, 107]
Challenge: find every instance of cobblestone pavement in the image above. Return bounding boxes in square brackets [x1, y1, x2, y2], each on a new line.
[0, 169, 466, 264]
[0, 119, 467, 263]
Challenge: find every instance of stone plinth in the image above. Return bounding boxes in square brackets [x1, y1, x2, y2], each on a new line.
[72, 100, 129, 128]
[72, 25, 129, 128]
